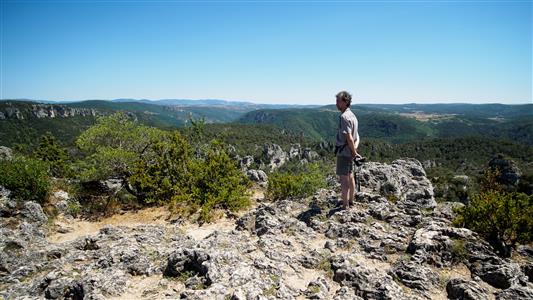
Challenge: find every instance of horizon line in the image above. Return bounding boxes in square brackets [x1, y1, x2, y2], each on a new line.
[0, 98, 531, 106]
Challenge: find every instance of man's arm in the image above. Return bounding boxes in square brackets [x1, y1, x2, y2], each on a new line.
[345, 133, 360, 159]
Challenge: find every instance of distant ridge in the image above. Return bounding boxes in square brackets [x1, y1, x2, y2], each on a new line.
[0, 98, 320, 109]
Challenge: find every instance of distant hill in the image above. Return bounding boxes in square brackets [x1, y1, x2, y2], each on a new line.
[111, 98, 320, 109]
[2, 100, 532, 148]
[358, 103, 533, 119]
[237, 105, 434, 143]
[238, 104, 533, 145]
[0, 100, 254, 147]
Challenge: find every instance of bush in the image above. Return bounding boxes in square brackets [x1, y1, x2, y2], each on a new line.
[32, 132, 70, 177]
[129, 132, 193, 204]
[267, 163, 326, 201]
[0, 156, 50, 203]
[76, 112, 166, 182]
[76, 115, 251, 222]
[453, 191, 532, 257]
[184, 141, 252, 222]
[131, 137, 251, 222]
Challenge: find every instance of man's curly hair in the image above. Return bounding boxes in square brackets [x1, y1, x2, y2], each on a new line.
[336, 91, 352, 107]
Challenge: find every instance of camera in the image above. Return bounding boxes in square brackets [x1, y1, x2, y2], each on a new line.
[354, 156, 365, 167]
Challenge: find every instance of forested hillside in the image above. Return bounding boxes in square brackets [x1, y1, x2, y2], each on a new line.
[238, 104, 533, 145]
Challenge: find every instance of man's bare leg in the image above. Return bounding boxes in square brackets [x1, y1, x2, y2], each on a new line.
[348, 173, 355, 205]
[340, 175, 350, 209]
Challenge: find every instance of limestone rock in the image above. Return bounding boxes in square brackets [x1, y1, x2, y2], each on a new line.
[446, 278, 489, 300]
[289, 144, 301, 159]
[263, 143, 288, 170]
[390, 259, 439, 293]
[21, 201, 48, 224]
[0, 146, 13, 160]
[332, 255, 408, 300]
[495, 285, 533, 300]
[469, 254, 523, 289]
[489, 154, 522, 186]
[239, 155, 254, 169]
[304, 276, 330, 299]
[358, 158, 436, 210]
[246, 169, 268, 184]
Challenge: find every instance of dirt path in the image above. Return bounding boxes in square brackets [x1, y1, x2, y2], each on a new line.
[48, 187, 266, 244]
[48, 206, 172, 243]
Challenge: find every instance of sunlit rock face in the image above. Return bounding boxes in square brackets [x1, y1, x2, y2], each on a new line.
[2, 158, 532, 300]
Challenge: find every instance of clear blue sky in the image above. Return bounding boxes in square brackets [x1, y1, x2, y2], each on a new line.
[1, 0, 531, 105]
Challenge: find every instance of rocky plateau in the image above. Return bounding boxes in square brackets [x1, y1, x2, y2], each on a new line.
[1, 159, 532, 299]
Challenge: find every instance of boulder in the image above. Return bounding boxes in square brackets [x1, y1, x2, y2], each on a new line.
[0, 186, 16, 217]
[164, 248, 210, 282]
[331, 256, 407, 299]
[0, 146, 13, 160]
[446, 278, 489, 300]
[239, 155, 254, 169]
[246, 169, 268, 184]
[304, 276, 330, 299]
[407, 221, 492, 267]
[289, 144, 301, 159]
[488, 154, 522, 186]
[495, 285, 533, 300]
[390, 259, 439, 292]
[263, 144, 288, 170]
[358, 159, 436, 210]
[469, 254, 522, 289]
[21, 201, 48, 224]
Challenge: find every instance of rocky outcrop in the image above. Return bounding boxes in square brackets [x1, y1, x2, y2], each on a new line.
[358, 158, 436, 210]
[468, 254, 523, 289]
[261, 143, 320, 171]
[246, 169, 268, 186]
[446, 278, 489, 300]
[0, 103, 98, 120]
[495, 285, 533, 300]
[489, 154, 522, 187]
[21, 201, 48, 224]
[2, 158, 532, 299]
[0, 146, 12, 160]
[332, 256, 407, 300]
[263, 144, 289, 170]
[239, 155, 254, 170]
[4, 107, 24, 119]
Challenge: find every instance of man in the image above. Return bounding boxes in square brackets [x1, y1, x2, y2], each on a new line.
[335, 91, 360, 210]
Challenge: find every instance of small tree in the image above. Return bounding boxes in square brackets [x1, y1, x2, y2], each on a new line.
[129, 132, 192, 204]
[33, 132, 69, 177]
[454, 169, 533, 257]
[0, 156, 50, 203]
[186, 141, 251, 222]
[75, 112, 167, 191]
[267, 163, 326, 201]
[75, 114, 251, 222]
[184, 116, 206, 150]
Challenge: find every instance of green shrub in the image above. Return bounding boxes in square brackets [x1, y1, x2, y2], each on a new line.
[129, 132, 193, 204]
[75, 114, 251, 222]
[32, 132, 70, 177]
[76, 112, 167, 182]
[453, 191, 532, 257]
[267, 163, 326, 201]
[450, 238, 468, 263]
[185, 141, 252, 222]
[0, 156, 50, 203]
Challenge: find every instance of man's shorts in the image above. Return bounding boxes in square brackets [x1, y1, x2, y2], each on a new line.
[336, 156, 354, 176]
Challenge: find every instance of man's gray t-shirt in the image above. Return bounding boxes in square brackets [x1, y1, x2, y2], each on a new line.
[336, 108, 359, 157]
